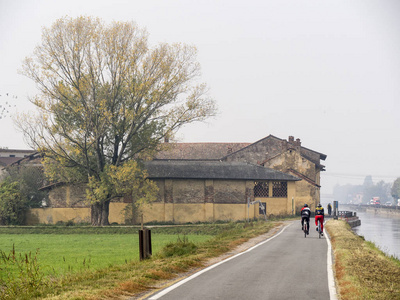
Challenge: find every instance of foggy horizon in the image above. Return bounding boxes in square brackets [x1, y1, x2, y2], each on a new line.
[1, 0, 399, 194]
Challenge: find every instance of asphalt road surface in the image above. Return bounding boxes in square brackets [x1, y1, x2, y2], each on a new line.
[146, 221, 336, 300]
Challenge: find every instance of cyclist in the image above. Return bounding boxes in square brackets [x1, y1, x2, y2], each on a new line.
[315, 203, 325, 236]
[301, 204, 311, 234]
[327, 203, 332, 216]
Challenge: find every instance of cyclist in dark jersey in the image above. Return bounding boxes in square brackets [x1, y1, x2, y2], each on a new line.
[301, 204, 311, 234]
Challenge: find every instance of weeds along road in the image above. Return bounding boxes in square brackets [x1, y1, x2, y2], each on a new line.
[145, 221, 336, 300]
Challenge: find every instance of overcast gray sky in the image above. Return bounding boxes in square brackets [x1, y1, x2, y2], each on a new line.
[1, 0, 399, 194]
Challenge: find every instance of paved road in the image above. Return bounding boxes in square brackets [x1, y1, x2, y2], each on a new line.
[146, 221, 336, 300]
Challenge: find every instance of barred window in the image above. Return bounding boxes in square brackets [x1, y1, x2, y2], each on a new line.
[272, 181, 287, 197]
[254, 182, 269, 197]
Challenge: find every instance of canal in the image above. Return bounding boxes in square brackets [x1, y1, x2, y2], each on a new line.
[351, 211, 400, 259]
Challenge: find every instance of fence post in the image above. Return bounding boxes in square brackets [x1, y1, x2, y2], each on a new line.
[139, 228, 152, 260]
[139, 214, 152, 260]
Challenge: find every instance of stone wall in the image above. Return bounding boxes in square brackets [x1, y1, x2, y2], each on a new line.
[48, 184, 87, 208]
[224, 136, 283, 165]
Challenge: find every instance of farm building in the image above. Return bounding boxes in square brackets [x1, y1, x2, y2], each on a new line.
[155, 134, 327, 212]
[26, 134, 326, 225]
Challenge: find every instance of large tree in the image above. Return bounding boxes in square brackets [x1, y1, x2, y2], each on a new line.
[18, 16, 217, 225]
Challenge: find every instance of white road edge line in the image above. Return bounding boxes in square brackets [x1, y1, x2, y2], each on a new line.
[148, 223, 291, 300]
[325, 226, 338, 300]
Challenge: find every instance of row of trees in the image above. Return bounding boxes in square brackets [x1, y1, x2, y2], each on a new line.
[333, 175, 400, 205]
[9, 16, 217, 226]
[392, 178, 400, 202]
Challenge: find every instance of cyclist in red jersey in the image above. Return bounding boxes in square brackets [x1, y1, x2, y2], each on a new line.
[315, 203, 324, 236]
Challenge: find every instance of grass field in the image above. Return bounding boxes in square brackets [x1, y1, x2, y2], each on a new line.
[0, 221, 278, 299]
[0, 233, 212, 277]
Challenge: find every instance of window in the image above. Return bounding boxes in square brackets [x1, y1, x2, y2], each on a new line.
[272, 181, 287, 197]
[254, 182, 269, 197]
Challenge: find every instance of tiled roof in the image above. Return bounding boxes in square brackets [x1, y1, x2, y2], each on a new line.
[0, 157, 22, 167]
[154, 143, 251, 160]
[144, 160, 300, 181]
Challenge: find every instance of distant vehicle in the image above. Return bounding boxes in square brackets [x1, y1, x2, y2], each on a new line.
[384, 201, 393, 206]
[370, 197, 381, 205]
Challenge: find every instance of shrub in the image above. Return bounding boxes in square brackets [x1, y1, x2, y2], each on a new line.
[0, 179, 27, 225]
[0, 245, 45, 299]
[160, 236, 198, 258]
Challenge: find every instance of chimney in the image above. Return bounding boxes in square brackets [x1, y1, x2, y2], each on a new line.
[295, 138, 301, 146]
[288, 136, 294, 143]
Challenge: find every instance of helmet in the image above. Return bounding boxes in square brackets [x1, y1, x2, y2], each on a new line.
[317, 203, 322, 207]
[304, 204, 308, 207]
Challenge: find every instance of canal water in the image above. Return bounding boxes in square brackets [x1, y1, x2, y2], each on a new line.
[352, 211, 400, 259]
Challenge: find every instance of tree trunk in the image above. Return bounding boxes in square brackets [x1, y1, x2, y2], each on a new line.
[91, 200, 110, 226]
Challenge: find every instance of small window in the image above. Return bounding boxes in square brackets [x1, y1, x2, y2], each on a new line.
[9, 155, 15, 157]
[254, 182, 269, 197]
[272, 181, 287, 197]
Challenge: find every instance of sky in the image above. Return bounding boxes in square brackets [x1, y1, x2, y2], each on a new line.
[0, 0, 399, 194]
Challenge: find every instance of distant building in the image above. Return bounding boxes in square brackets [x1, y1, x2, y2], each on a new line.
[0, 149, 36, 180]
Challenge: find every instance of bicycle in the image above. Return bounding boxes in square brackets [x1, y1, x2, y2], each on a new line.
[317, 219, 322, 238]
[303, 220, 309, 238]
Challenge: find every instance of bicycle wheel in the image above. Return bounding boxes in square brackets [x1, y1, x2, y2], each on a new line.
[304, 222, 307, 238]
[318, 220, 321, 239]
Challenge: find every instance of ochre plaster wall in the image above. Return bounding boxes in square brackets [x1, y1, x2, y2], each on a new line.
[140, 203, 256, 223]
[27, 202, 258, 224]
[26, 207, 90, 225]
[27, 203, 128, 225]
[27, 179, 296, 224]
[254, 181, 297, 216]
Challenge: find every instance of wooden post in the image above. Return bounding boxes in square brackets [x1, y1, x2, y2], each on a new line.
[139, 229, 145, 260]
[139, 213, 152, 260]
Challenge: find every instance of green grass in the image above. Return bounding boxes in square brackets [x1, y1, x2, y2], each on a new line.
[0, 231, 212, 278]
[326, 220, 400, 300]
[0, 221, 280, 299]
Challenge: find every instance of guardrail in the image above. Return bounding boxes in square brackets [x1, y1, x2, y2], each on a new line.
[338, 211, 356, 218]
[336, 210, 361, 227]
[343, 204, 400, 210]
